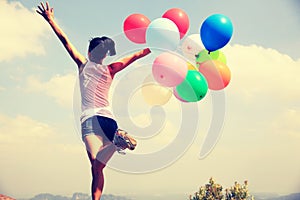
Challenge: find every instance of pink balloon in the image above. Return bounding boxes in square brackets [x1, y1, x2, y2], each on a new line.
[173, 87, 188, 102]
[152, 52, 188, 87]
[162, 8, 190, 39]
[123, 14, 151, 44]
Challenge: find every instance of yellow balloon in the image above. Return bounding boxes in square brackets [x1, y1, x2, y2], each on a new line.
[141, 76, 172, 106]
[187, 62, 198, 71]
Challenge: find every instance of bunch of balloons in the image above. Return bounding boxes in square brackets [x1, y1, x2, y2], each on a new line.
[123, 8, 189, 50]
[195, 14, 233, 91]
[123, 10, 233, 105]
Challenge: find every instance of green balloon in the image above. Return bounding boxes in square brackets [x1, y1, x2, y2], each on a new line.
[195, 49, 227, 65]
[216, 51, 227, 64]
[176, 70, 208, 102]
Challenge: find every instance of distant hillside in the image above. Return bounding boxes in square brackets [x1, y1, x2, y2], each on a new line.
[13, 192, 300, 200]
[271, 193, 300, 200]
[254, 193, 300, 200]
[18, 193, 131, 200]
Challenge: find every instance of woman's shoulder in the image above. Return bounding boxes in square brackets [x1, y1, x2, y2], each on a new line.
[78, 59, 89, 74]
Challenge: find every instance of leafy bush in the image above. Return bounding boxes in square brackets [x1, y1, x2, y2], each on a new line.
[189, 177, 254, 200]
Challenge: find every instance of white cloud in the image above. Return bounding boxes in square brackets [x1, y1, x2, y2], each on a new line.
[0, 113, 89, 198]
[0, 86, 6, 92]
[25, 73, 77, 108]
[0, 0, 50, 61]
[269, 108, 300, 139]
[0, 114, 55, 144]
[222, 44, 300, 140]
[223, 44, 300, 102]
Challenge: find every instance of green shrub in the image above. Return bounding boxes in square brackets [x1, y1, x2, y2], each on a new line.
[189, 178, 254, 200]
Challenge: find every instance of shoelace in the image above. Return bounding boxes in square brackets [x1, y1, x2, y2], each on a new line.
[116, 147, 126, 155]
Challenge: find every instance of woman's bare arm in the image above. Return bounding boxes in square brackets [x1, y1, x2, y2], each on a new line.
[36, 2, 86, 70]
[108, 48, 151, 77]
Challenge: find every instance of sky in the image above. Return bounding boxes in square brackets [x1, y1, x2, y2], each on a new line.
[0, 0, 300, 199]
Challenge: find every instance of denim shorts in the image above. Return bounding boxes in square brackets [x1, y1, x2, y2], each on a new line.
[81, 116, 118, 142]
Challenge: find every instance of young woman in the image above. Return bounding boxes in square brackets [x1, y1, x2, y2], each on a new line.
[36, 2, 151, 200]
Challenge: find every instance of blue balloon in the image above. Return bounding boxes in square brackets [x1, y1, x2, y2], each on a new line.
[200, 14, 233, 52]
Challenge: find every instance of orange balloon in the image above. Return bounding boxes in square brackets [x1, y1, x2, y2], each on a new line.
[199, 60, 231, 90]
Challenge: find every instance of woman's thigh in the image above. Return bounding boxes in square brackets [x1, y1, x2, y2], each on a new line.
[84, 134, 104, 164]
[84, 135, 116, 166]
[82, 116, 118, 164]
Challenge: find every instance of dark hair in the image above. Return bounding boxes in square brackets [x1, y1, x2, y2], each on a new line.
[88, 36, 116, 63]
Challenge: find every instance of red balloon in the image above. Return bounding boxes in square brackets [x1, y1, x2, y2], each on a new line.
[123, 14, 151, 44]
[162, 8, 189, 39]
[199, 60, 231, 90]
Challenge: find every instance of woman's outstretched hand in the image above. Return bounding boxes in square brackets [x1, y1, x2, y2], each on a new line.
[36, 2, 54, 22]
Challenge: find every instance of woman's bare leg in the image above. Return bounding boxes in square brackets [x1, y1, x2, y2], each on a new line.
[84, 134, 116, 200]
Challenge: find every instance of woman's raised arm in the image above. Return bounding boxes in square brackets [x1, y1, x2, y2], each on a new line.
[108, 48, 151, 77]
[36, 2, 86, 70]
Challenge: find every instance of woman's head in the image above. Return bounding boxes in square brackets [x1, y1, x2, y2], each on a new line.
[88, 36, 116, 63]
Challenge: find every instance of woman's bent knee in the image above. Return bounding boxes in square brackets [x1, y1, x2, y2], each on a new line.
[95, 143, 116, 166]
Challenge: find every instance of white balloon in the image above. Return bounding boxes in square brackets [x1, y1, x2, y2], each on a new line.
[146, 18, 180, 52]
[181, 34, 203, 63]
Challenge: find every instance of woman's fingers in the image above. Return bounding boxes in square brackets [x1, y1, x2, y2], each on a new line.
[36, 9, 42, 15]
[37, 2, 53, 15]
[46, 1, 49, 10]
[37, 5, 44, 13]
[40, 2, 46, 11]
